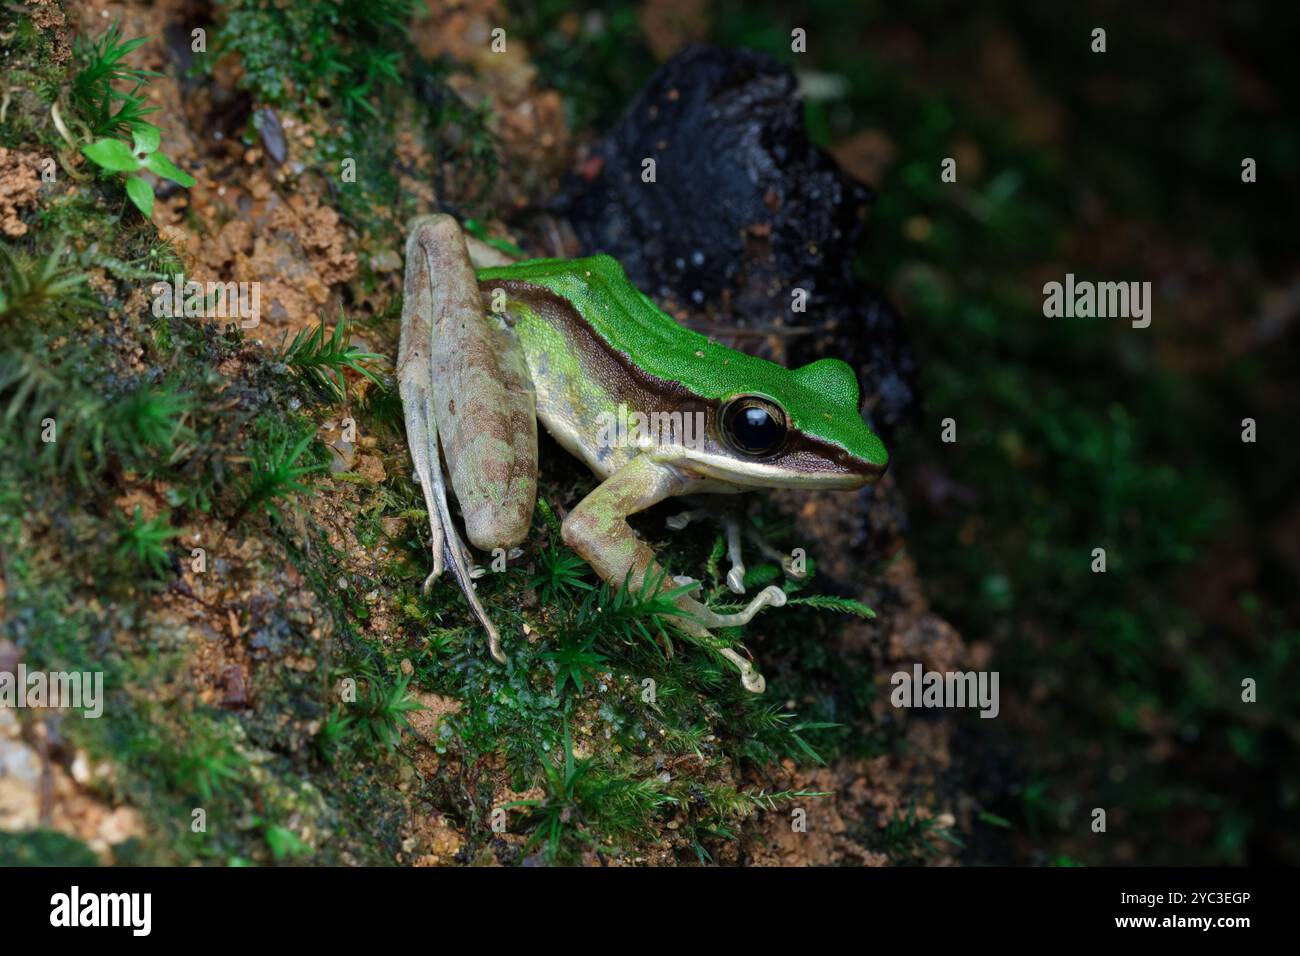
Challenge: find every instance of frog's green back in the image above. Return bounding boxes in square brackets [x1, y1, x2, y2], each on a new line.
[477, 254, 888, 467]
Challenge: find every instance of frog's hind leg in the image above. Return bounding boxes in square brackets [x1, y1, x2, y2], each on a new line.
[399, 215, 509, 663]
[400, 374, 507, 664]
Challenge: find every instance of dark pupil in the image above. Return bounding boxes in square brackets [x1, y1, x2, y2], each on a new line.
[732, 405, 780, 454]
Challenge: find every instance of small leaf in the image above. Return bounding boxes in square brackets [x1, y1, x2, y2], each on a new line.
[115, 35, 152, 59]
[784, 594, 878, 618]
[82, 138, 141, 172]
[144, 151, 196, 188]
[124, 175, 155, 217]
[131, 123, 161, 154]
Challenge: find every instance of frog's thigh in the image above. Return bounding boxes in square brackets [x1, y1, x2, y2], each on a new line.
[411, 215, 539, 551]
[437, 324, 537, 551]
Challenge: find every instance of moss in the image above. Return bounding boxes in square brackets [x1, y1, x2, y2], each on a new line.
[3, 1, 950, 868]
[209, 0, 499, 241]
[0, 830, 101, 867]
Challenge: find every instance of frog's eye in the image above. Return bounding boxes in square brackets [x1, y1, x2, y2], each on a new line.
[721, 397, 788, 457]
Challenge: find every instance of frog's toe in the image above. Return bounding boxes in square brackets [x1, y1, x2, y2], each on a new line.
[686, 583, 787, 630]
[726, 566, 747, 595]
[666, 507, 705, 532]
[421, 545, 445, 595]
[671, 574, 702, 598]
[718, 647, 766, 694]
[781, 555, 808, 580]
[722, 517, 748, 595]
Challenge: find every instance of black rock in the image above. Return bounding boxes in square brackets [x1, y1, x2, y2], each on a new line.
[556, 45, 918, 434]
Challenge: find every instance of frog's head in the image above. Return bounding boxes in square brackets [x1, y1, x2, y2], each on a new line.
[683, 358, 889, 491]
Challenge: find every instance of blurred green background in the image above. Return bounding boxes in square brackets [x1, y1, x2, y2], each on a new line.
[516, 0, 1300, 864]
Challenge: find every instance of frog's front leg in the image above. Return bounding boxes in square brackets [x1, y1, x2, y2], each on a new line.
[561, 455, 783, 693]
[667, 501, 805, 593]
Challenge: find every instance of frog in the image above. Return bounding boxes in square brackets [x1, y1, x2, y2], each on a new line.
[397, 214, 888, 693]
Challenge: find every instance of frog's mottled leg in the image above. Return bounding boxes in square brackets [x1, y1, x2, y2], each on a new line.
[561, 455, 775, 693]
[416, 215, 537, 552]
[399, 214, 528, 664]
[462, 231, 523, 572]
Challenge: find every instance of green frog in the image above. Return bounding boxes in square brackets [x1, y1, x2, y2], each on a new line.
[398, 214, 888, 692]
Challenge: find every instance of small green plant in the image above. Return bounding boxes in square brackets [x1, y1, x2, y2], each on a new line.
[695, 784, 830, 819]
[109, 383, 193, 461]
[507, 722, 675, 862]
[115, 506, 180, 577]
[540, 632, 608, 697]
[0, 349, 198, 484]
[213, 0, 419, 123]
[567, 567, 692, 651]
[69, 23, 195, 217]
[71, 19, 160, 139]
[263, 823, 308, 861]
[231, 429, 326, 525]
[277, 312, 385, 402]
[81, 125, 196, 218]
[170, 722, 250, 803]
[314, 708, 355, 762]
[530, 537, 594, 606]
[740, 703, 836, 766]
[783, 594, 877, 618]
[349, 664, 424, 751]
[879, 804, 965, 865]
[0, 245, 92, 321]
[0, 347, 103, 483]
